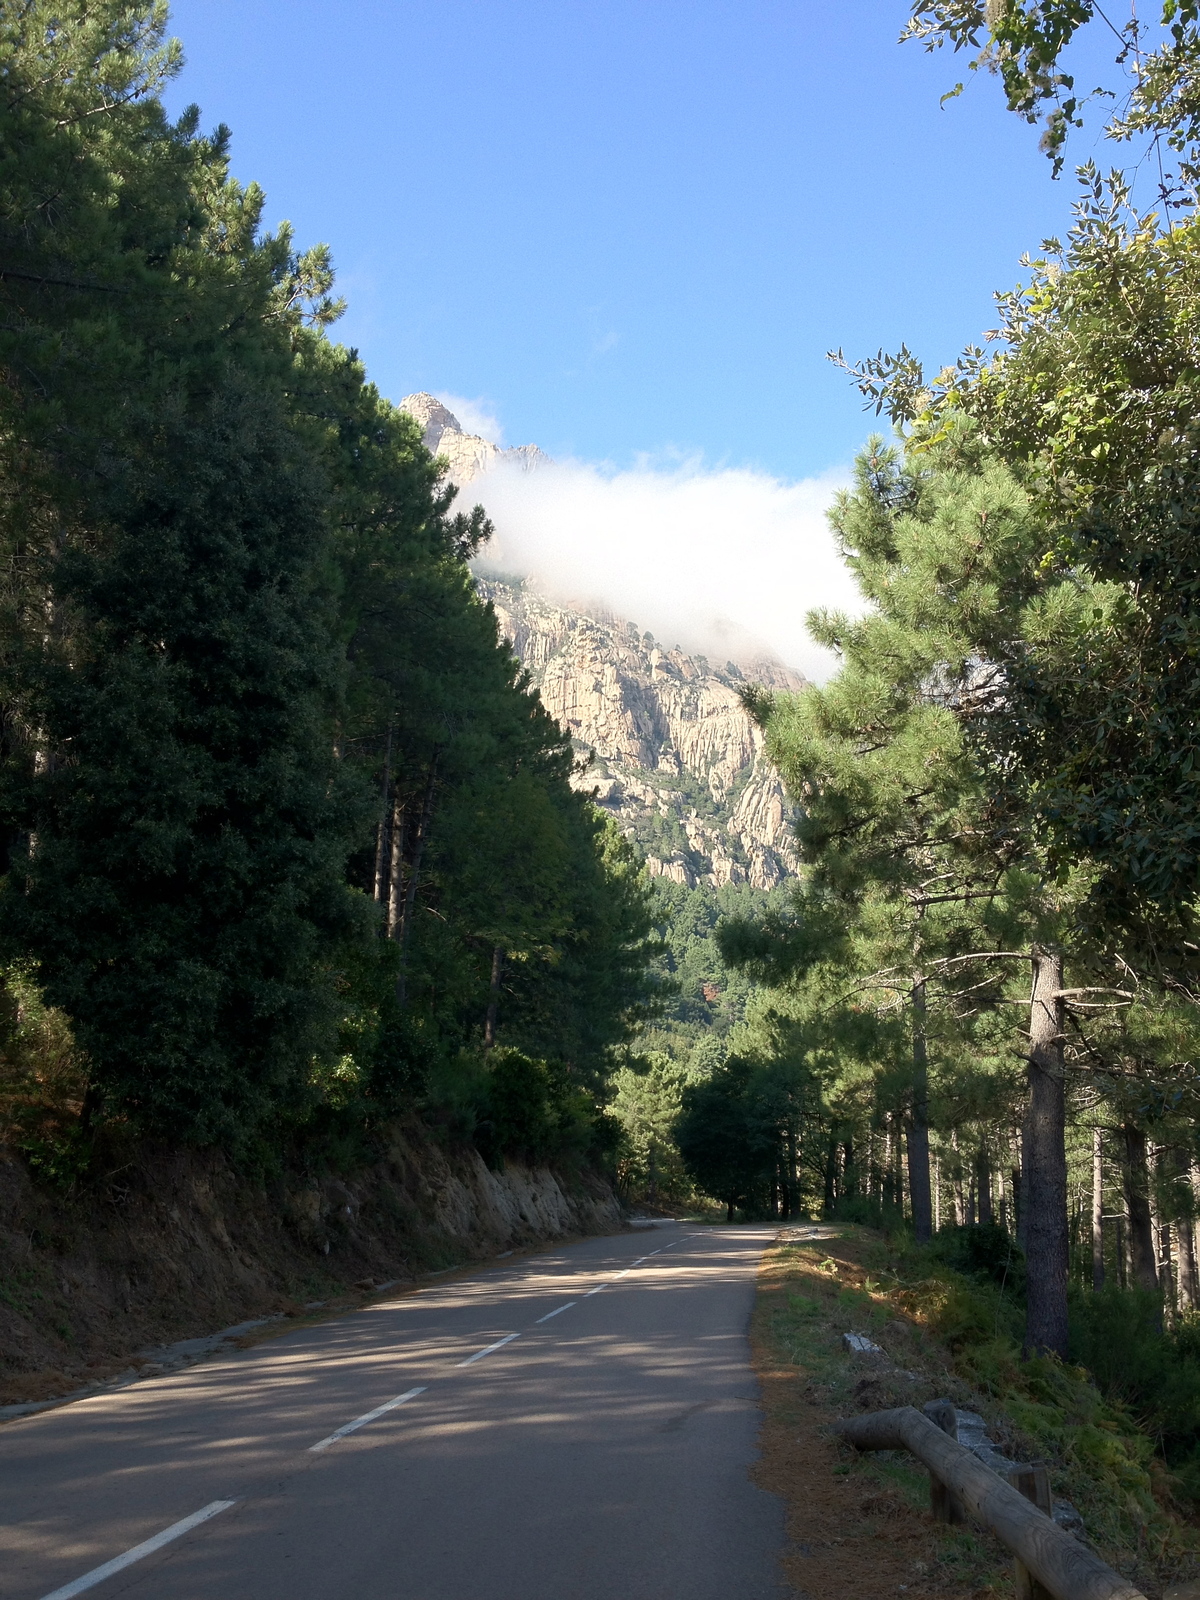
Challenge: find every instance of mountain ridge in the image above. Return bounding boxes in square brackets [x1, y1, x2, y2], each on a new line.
[400, 392, 548, 486]
[478, 576, 802, 891]
[398, 393, 804, 891]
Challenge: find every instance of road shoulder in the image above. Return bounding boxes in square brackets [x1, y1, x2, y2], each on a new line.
[750, 1226, 1005, 1600]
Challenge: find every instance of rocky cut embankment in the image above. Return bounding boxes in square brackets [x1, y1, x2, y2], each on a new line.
[0, 1125, 622, 1409]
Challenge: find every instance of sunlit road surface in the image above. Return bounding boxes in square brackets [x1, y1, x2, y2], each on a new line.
[0, 1224, 787, 1600]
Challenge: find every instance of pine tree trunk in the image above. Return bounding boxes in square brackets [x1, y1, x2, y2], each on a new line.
[951, 1131, 966, 1227]
[484, 946, 503, 1048]
[895, 1122, 907, 1219]
[396, 761, 439, 1004]
[1023, 949, 1069, 1360]
[823, 1133, 837, 1216]
[883, 1119, 894, 1211]
[1180, 1183, 1199, 1309]
[373, 726, 392, 903]
[933, 1151, 942, 1233]
[1152, 1146, 1174, 1312]
[905, 978, 933, 1242]
[1165, 1226, 1178, 1316]
[386, 796, 405, 937]
[1092, 1127, 1105, 1291]
[977, 1146, 993, 1225]
[1122, 1123, 1159, 1292]
[1016, 1121, 1031, 1251]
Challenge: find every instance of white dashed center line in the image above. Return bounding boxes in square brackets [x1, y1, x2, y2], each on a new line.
[457, 1332, 521, 1367]
[535, 1302, 576, 1323]
[309, 1386, 426, 1451]
[38, 1500, 237, 1600]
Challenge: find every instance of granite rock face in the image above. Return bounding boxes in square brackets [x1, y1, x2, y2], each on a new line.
[397, 393, 805, 889]
[400, 392, 548, 487]
[477, 577, 804, 891]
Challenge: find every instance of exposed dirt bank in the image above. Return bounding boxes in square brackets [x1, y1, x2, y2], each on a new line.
[0, 1123, 622, 1410]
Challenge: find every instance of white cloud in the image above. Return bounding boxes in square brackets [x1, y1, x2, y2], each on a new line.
[436, 393, 504, 445]
[466, 453, 861, 682]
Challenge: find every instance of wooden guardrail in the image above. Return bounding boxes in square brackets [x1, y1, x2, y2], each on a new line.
[834, 1404, 1146, 1600]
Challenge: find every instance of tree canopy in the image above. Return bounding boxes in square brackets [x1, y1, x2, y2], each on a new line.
[0, 0, 659, 1173]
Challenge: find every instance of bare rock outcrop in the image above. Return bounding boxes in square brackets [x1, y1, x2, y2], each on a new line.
[478, 577, 804, 891]
[396, 394, 806, 889]
[400, 392, 547, 487]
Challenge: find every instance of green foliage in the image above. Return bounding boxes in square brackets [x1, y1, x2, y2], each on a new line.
[675, 1055, 780, 1216]
[424, 1047, 606, 1172]
[0, 2, 658, 1172]
[932, 1223, 1028, 1299]
[902, 2, 1200, 185]
[863, 1234, 1190, 1572]
[608, 1051, 698, 1204]
[1068, 1287, 1200, 1497]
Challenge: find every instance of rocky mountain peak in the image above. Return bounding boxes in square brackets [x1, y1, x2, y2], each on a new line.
[399, 393, 548, 488]
[477, 576, 803, 891]
[401, 393, 805, 889]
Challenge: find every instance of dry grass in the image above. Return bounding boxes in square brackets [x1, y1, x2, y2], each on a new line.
[751, 1225, 1009, 1599]
[751, 1223, 1200, 1599]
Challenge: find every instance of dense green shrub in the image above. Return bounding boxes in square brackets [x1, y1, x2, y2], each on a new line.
[932, 1223, 1027, 1299]
[1069, 1286, 1200, 1499]
[425, 1048, 606, 1172]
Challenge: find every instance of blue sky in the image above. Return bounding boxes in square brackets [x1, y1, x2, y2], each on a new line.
[163, 2, 1108, 671]
[163, 0, 1090, 480]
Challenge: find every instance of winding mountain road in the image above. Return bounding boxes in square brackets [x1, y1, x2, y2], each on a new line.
[0, 1223, 788, 1600]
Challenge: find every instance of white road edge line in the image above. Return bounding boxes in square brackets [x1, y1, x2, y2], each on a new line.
[309, 1386, 426, 1451]
[457, 1332, 520, 1367]
[38, 1499, 237, 1600]
[535, 1302, 576, 1323]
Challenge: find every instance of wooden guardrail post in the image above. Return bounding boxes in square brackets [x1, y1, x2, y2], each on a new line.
[1011, 1463, 1054, 1600]
[926, 1399, 965, 1525]
[834, 1405, 1146, 1600]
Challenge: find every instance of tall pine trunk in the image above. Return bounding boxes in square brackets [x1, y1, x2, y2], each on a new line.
[823, 1132, 837, 1216]
[786, 1125, 800, 1220]
[1023, 949, 1069, 1360]
[386, 796, 405, 937]
[1122, 1123, 1159, 1292]
[396, 761, 439, 1005]
[373, 726, 392, 904]
[907, 977, 933, 1242]
[1092, 1127, 1105, 1291]
[976, 1146, 993, 1225]
[1188, 1167, 1200, 1307]
[484, 945, 503, 1048]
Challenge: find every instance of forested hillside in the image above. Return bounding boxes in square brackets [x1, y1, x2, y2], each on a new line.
[0, 3, 658, 1209]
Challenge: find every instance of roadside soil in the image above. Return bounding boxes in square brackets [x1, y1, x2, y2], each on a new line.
[751, 1225, 1008, 1600]
[0, 1127, 622, 1409]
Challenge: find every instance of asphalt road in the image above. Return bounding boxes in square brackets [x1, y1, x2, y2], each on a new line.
[0, 1223, 788, 1600]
